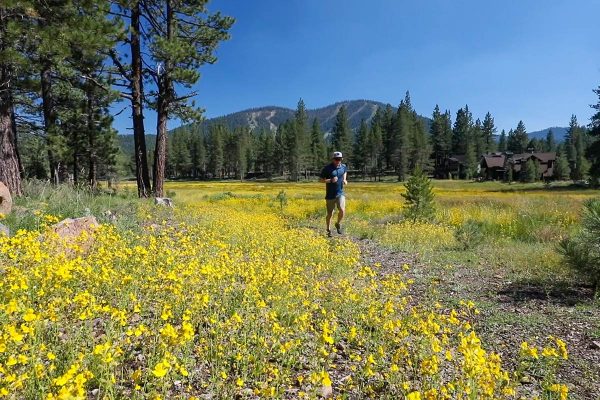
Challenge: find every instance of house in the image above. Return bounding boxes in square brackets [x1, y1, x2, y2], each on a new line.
[479, 152, 556, 180]
[480, 153, 508, 180]
[509, 152, 556, 180]
[443, 155, 466, 179]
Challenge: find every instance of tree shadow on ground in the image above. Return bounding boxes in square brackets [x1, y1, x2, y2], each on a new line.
[497, 281, 596, 306]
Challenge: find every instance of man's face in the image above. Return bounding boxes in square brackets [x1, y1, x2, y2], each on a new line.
[333, 157, 342, 166]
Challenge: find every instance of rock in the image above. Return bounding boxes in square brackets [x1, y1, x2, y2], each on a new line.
[49, 216, 99, 253]
[0, 182, 12, 215]
[154, 197, 174, 207]
[592, 340, 600, 350]
[0, 223, 9, 236]
[321, 385, 333, 398]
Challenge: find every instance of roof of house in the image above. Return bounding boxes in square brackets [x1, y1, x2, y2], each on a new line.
[448, 155, 466, 164]
[482, 154, 506, 168]
[511, 152, 556, 163]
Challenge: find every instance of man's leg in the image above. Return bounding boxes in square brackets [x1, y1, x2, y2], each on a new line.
[326, 200, 335, 235]
[335, 196, 345, 234]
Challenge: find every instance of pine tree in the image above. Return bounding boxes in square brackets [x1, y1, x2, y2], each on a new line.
[19, 133, 47, 179]
[452, 106, 474, 178]
[292, 99, 309, 179]
[443, 111, 453, 155]
[452, 107, 468, 155]
[498, 130, 507, 152]
[410, 112, 430, 173]
[110, 1, 152, 197]
[233, 127, 249, 180]
[587, 85, 600, 180]
[506, 164, 514, 183]
[257, 129, 275, 178]
[281, 119, 299, 180]
[273, 124, 286, 176]
[366, 116, 383, 180]
[482, 112, 497, 153]
[402, 167, 435, 222]
[565, 115, 579, 174]
[309, 118, 326, 173]
[381, 104, 395, 169]
[546, 129, 556, 152]
[170, 129, 192, 177]
[331, 105, 352, 165]
[0, 3, 27, 195]
[145, 1, 234, 196]
[472, 118, 484, 157]
[430, 105, 452, 176]
[513, 120, 528, 153]
[208, 124, 224, 178]
[430, 105, 445, 172]
[526, 139, 540, 152]
[522, 158, 539, 182]
[573, 129, 590, 181]
[353, 119, 368, 176]
[394, 92, 415, 181]
[190, 129, 206, 178]
[554, 155, 570, 180]
[506, 129, 517, 152]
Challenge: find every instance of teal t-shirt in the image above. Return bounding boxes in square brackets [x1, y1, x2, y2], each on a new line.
[320, 163, 347, 199]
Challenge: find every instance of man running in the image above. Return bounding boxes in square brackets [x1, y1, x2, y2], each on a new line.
[319, 151, 348, 237]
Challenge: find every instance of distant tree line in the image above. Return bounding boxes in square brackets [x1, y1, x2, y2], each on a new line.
[0, 1, 233, 197]
[163, 91, 600, 183]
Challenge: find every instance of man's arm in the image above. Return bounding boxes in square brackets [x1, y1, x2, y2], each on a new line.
[343, 171, 348, 185]
[319, 167, 337, 183]
[320, 176, 337, 183]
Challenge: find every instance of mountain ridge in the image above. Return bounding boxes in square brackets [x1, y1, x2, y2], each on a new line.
[117, 101, 570, 157]
[193, 99, 394, 133]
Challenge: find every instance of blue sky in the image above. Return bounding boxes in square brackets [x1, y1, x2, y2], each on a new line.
[113, 0, 600, 134]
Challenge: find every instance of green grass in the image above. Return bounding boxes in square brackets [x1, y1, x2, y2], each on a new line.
[3, 180, 145, 233]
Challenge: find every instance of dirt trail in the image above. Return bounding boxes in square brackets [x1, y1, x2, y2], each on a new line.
[348, 236, 600, 400]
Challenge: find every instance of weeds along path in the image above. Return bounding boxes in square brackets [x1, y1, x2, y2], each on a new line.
[347, 235, 600, 399]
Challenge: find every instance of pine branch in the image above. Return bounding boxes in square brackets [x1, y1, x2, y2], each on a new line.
[80, 74, 133, 101]
[140, 2, 166, 36]
[108, 49, 132, 82]
[174, 91, 198, 103]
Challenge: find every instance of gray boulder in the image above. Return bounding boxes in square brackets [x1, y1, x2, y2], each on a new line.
[0, 182, 12, 215]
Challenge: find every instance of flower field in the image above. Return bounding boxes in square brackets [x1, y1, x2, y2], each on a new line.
[1, 180, 595, 399]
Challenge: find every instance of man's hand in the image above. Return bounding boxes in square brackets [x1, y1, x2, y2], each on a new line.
[331, 176, 338, 183]
[343, 179, 348, 185]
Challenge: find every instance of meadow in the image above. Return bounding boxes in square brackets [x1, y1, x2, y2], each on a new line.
[0, 179, 598, 399]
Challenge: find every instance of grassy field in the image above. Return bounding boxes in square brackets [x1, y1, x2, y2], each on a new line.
[0, 179, 598, 399]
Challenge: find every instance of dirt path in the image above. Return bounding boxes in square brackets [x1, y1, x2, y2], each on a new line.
[351, 236, 600, 400]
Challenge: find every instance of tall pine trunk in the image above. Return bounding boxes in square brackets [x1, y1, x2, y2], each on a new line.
[40, 62, 59, 184]
[154, 91, 168, 196]
[131, 2, 152, 197]
[86, 86, 97, 190]
[152, 0, 173, 198]
[0, 64, 23, 196]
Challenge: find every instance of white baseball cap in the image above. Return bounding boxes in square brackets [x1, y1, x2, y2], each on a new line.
[332, 151, 343, 159]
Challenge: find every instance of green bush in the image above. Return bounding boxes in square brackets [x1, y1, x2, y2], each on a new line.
[559, 198, 600, 295]
[402, 167, 435, 222]
[455, 220, 485, 250]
